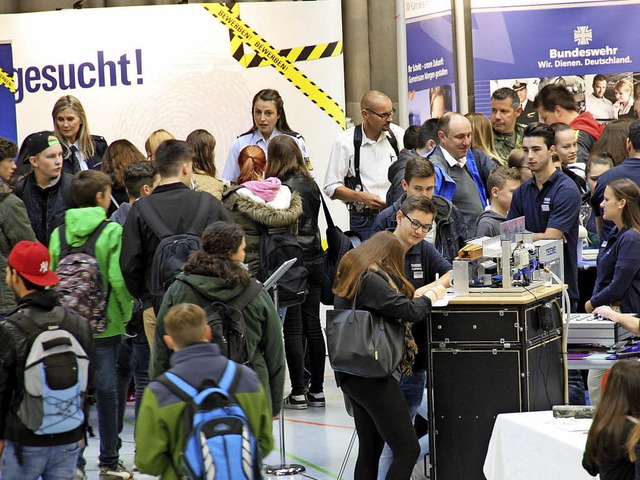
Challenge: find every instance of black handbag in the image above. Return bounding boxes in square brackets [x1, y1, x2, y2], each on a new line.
[325, 289, 405, 378]
[319, 194, 361, 305]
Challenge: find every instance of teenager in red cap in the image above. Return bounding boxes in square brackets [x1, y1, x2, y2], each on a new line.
[0, 241, 94, 480]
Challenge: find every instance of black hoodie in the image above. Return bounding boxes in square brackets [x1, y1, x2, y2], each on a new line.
[0, 290, 95, 446]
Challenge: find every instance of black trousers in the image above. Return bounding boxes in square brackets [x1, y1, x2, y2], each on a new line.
[340, 373, 420, 480]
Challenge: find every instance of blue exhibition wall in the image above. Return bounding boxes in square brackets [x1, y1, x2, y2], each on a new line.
[405, 2, 456, 126]
[472, 1, 640, 118]
[0, 43, 17, 143]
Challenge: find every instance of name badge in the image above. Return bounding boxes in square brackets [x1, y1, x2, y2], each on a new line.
[414, 271, 424, 279]
[541, 204, 550, 211]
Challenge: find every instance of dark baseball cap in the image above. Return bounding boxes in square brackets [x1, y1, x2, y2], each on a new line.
[22, 131, 60, 163]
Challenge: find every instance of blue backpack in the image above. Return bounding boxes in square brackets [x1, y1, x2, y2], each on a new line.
[157, 361, 261, 480]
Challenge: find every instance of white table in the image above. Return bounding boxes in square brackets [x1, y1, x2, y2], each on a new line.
[483, 410, 596, 480]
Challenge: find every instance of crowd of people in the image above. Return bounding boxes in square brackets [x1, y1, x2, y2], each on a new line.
[0, 79, 639, 480]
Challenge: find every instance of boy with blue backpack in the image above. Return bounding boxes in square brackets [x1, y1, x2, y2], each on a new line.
[135, 303, 273, 480]
[0, 240, 94, 480]
[49, 169, 134, 480]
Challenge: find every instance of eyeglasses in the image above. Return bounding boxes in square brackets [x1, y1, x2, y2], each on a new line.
[403, 213, 432, 233]
[366, 108, 396, 120]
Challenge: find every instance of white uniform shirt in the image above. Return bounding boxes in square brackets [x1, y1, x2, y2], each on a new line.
[71, 140, 89, 170]
[323, 124, 404, 200]
[222, 128, 309, 183]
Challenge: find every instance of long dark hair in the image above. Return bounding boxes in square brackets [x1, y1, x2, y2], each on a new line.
[264, 135, 310, 180]
[183, 222, 250, 288]
[585, 360, 640, 465]
[607, 178, 640, 231]
[333, 231, 415, 300]
[243, 89, 299, 136]
[186, 129, 217, 178]
[101, 139, 146, 190]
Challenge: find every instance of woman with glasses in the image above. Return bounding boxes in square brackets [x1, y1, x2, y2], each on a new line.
[221, 89, 310, 184]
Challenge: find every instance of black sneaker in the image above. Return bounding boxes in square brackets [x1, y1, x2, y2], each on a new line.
[306, 391, 326, 407]
[283, 394, 308, 410]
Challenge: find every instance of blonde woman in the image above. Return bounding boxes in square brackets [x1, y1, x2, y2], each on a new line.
[613, 79, 634, 119]
[465, 112, 503, 165]
[144, 129, 174, 161]
[52, 95, 107, 175]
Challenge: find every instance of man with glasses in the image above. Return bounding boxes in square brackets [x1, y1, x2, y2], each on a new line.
[323, 90, 405, 240]
[375, 194, 452, 479]
[373, 155, 467, 263]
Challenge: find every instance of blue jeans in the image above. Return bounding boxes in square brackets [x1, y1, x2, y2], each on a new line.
[78, 341, 121, 470]
[116, 333, 150, 440]
[378, 371, 428, 479]
[2, 441, 80, 480]
[349, 210, 378, 242]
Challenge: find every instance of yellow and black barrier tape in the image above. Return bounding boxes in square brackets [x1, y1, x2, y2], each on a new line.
[203, 2, 346, 129]
[233, 38, 343, 68]
[0, 67, 16, 94]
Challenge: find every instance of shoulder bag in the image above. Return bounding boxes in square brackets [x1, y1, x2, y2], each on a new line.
[325, 287, 405, 378]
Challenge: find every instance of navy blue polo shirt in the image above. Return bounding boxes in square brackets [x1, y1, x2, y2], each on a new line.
[508, 169, 582, 301]
[590, 157, 640, 242]
[591, 226, 640, 314]
[404, 240, 452, 290]
[403, 239, 452, 372]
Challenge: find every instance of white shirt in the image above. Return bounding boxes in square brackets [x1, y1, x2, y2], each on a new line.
[585, 93, 614, 120]
[222, 128, 309, 183]
[72, 140, 89, 171]
[441, 146, 467, 167]
[323, 124, 405, 200]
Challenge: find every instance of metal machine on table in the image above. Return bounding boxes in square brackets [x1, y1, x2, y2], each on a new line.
[454, 232, 564, 295]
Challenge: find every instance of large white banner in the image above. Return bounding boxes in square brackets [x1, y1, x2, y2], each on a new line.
[2, 1, 345, 218]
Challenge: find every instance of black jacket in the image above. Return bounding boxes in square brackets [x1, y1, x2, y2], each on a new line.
[386, 147, 418, 205]
[120, 182, 230, 300]
[283, 175, 323, 261]
[14, 135, 108, 180]
[0, 290, 95, 446]
[61, 135, 108, 176]
[14, 173, 74, 246]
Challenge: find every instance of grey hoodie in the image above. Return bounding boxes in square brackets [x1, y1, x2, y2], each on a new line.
[475, 209, 506, 238]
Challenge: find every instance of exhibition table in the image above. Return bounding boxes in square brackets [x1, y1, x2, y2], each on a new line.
[483, 410, 593, 480]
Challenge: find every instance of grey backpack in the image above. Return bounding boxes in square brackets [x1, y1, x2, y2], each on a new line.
[8, 309, 90, 435]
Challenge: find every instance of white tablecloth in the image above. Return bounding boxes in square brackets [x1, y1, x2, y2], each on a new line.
[483, 410, 596, 480]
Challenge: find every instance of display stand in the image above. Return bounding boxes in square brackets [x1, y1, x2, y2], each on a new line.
[263, 258, 306, 477]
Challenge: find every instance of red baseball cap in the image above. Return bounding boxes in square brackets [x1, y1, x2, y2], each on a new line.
[8, 241, 59, 287]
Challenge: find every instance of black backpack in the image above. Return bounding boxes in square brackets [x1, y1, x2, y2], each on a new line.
[138, 195, 211, 312]
[186, 279, 262, 365]
[257, 226, 308, 308]
[319, 195, 361, 305]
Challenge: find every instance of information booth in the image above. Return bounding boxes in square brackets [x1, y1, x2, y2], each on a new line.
[427, 284, 565, 479]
